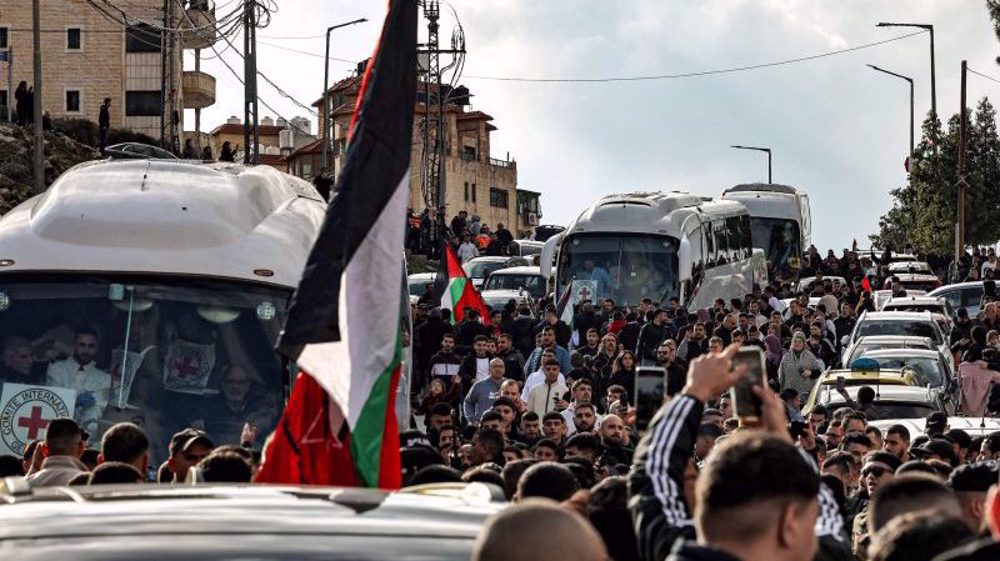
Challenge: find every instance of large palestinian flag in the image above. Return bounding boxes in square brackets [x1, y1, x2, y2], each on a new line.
[436, 242, 492, 325]
[255, 0, 416, 489]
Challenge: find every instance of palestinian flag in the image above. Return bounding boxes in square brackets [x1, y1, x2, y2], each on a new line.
[436, 242, 491, 325]
[255, 0, 417, 490]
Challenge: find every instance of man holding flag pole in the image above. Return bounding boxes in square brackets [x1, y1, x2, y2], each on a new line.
[255, 0, 417, 489]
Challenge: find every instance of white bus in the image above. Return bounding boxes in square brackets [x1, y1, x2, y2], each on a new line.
[540, 192, 766, 311]
[722, 183, 811, 271]
[0, 159, 409, 465]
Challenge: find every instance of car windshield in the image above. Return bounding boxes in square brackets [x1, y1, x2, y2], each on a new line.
[556, 234, 679, 306]
[900, 280, 939, 292]
[463, 260, 508, 279]
[848, 341, 931, 363]
[408, 279, 434, 297]
[855, 321, 941, 344]
[749, 217, 801, 269]
[860, 356, 945, 387]
[482, 273, 545, 297]
[0, 275, 289, 466]
[883, 304, 943, 314]
[826, 399, 936, 420]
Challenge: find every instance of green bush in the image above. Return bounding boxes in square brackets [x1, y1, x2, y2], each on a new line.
[106, 128, 158, 146]
[53, 117, 98, 146]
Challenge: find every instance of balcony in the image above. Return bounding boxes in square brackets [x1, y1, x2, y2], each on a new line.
[182, 70, 216, 109]
[489, 157, 515, 169]
[181, 3, 218, 49]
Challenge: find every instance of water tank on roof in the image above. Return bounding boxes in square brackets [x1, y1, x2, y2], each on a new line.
[276, 117, 287, 128]
[279, 129, 295, 150]
[226, 115, 241, 125]
[290, 116, 311, 135]
[264, 145, 280, 156]
[356, 59, 369, 76]
[261, 116, 274, 126]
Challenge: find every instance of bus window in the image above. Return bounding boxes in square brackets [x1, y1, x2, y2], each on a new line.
[703, 224, 715, 268]
[713, 220, 729, 265]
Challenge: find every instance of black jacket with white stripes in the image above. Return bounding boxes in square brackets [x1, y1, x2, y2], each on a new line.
[627, 394, 852, 561]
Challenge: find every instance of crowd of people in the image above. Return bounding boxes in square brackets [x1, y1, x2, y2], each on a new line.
[406, 207, 518, 261]
[10, 242, 1000, 561]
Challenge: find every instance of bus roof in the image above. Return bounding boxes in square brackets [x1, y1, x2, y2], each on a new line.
[723, 183, 800, 195]
[565, 191, 746, 236]
[0, 159, 326, 288]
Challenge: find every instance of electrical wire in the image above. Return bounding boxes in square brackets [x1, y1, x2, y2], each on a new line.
[256, 40, 356, 64]
[968, 67, 1000, 85]
[464, 30, 928, 83]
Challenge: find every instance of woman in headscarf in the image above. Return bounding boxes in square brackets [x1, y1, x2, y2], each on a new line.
[764, 333, 783, 383]
[778, 331, 823, 398]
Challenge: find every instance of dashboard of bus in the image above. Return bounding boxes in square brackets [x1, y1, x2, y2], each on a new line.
[555, 234, 679, 307]
[0, 274, 291, 466]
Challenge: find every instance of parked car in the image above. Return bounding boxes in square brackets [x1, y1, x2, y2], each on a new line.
[407, 272, 437, 305]
[844, 311, 949, 366]
[869, 417, 1000, 440]
[887, 261, 934, 275]
[801, 367, 920, 415]
[805, 384, 949, 420]
[928, 281, 985, 318]
[0, 482, 504, 561]
[462, 256, 530, 288]
[891, 272, 942, 293]
[881, 296, 954, 317]
[858, 348, 955, 391]
[841, 335, 937, 368]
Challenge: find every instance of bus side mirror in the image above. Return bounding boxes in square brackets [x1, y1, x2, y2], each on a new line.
[539, 233, 562, 279]
[679, 235, 692, 281]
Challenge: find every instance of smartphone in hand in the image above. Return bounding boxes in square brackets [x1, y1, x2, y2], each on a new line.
[730, 346, 765, 419]
[635, 366, 666, 431]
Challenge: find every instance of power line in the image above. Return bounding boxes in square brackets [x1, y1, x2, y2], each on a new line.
[968, 67, 1000, 85]
[464, 30, 927, 83]
[256, 40, 356, 63]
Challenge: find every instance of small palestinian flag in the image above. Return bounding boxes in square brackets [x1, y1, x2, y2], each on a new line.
[436, 242, 491, 325]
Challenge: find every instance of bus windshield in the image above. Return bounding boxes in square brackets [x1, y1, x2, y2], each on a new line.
[0, 275, 289, 466]
[557, 234, 679, 306]
[749, 217, 801, 269]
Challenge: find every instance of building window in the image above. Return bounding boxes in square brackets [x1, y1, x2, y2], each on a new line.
[66, 28, 82, 51]
[461, 145, 476, 161]
[0, 27, 9, 49]
[490, 188, 508, 209]
[0, 90, 7, 111]
[471, 183, 477, 203]
[301, 161, 312, 178]
[126, 24, 161, 53]
[464, 182, 470, 202]
[125, 91, 161, 117]
[65, 90, 80, 113]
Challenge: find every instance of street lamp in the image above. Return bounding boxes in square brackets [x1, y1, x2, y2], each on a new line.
[867, 64, 914, 168]
[876, 22, 935, 118]
[731, 145, 772, 183]
[322, 18, 368, 173]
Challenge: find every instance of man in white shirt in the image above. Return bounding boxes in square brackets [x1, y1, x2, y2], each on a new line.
[521, 349, 565, 401]
[46, 329, 111, 436]
[561, 378, 594, 435]
[457, 234, 479, 263]
[526, 360, 569, 417]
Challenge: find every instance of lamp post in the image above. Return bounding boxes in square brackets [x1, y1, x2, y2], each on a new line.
[731, 145, 772, 183]
[876, 22, 935, 118]
[322, 18, 367, 173]
[867, 64, 914, 167]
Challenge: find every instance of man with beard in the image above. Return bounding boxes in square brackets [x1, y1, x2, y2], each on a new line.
[46, 329, 111, 435]
[598, 413, 633, 464]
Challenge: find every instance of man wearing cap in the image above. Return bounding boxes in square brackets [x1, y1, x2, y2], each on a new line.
[912, 438, 959, 467]
[948, 461, 998, 533]
[166, 428, 214, 483]
[926, 412, 950, 438]
[852, 451, 903, 557]
[27, 418, 88, 487]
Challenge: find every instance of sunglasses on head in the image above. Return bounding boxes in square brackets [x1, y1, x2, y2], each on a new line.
[862, 465, 891, 478]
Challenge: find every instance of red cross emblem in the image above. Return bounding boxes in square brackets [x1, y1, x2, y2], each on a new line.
[577, 285, 592, 301]
[172, 355, 200, 378]
[17, 406, 51, 441]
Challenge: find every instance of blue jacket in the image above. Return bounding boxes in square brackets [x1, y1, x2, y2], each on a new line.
[524, 345, 571, 374]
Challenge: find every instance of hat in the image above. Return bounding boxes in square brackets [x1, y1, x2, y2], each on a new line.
[400, 445, 444, 480]
[948, 461, 999, 492]
[864, 451, 903, 472]
[399, 429, 432, 450]
[911, 438, 958, 466]
[792, 331, 807, 344]
[169, 428, 214, 456]
[926, 412, 949, 428]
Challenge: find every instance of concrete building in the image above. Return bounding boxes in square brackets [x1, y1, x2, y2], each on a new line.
[0, 0, 216, 146]
[206, 114, 315, 170]
[288, 71, 541, 238]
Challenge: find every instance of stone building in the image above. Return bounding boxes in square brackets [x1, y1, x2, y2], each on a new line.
[0, 0, 216, 145]
[287, 71, 541, 238]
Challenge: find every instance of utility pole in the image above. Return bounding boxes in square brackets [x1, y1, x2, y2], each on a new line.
[876, 23, 936, 118]
[731, 145, 772, 183]
[243, 0, 259, 164]
[957, 60, 968, 262]
[866, 64, 914, 167]
[32, 0, 44, 194]
[5, 48, 12, 124]
[321, 18, 367, 172]
[160, 0, 168, 148]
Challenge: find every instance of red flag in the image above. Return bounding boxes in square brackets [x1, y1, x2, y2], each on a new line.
[861, 276, 872, 293]
[255, 372, 359, 486]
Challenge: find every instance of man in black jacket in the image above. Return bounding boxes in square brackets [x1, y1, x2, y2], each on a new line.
[628, 345, 850, 561]
[637, 308, 673, 365]
[98, 97, 112, 156]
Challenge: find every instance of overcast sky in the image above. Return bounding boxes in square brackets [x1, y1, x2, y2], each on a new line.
[185, 0, 1000, 250]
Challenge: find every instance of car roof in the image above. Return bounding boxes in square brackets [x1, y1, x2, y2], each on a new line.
[882, 296, 945, 306]
[466, 256, 516, 264]
[853, 335, 933, 343]
[487, 266, 541, 275]
[869, 417, 1000, 437]
[929, 281, 983, 293]
[819, 384, 934, 402]
[818, 368, 914, 385]
[0, 483, 503, 540]
[407, 272, 437, 281]
[859, 311, 937, 321]
[860, 348, 942, 359]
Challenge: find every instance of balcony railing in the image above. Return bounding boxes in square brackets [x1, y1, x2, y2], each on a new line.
[182, 70, 216, 109]
[489, 157, 515, 169]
